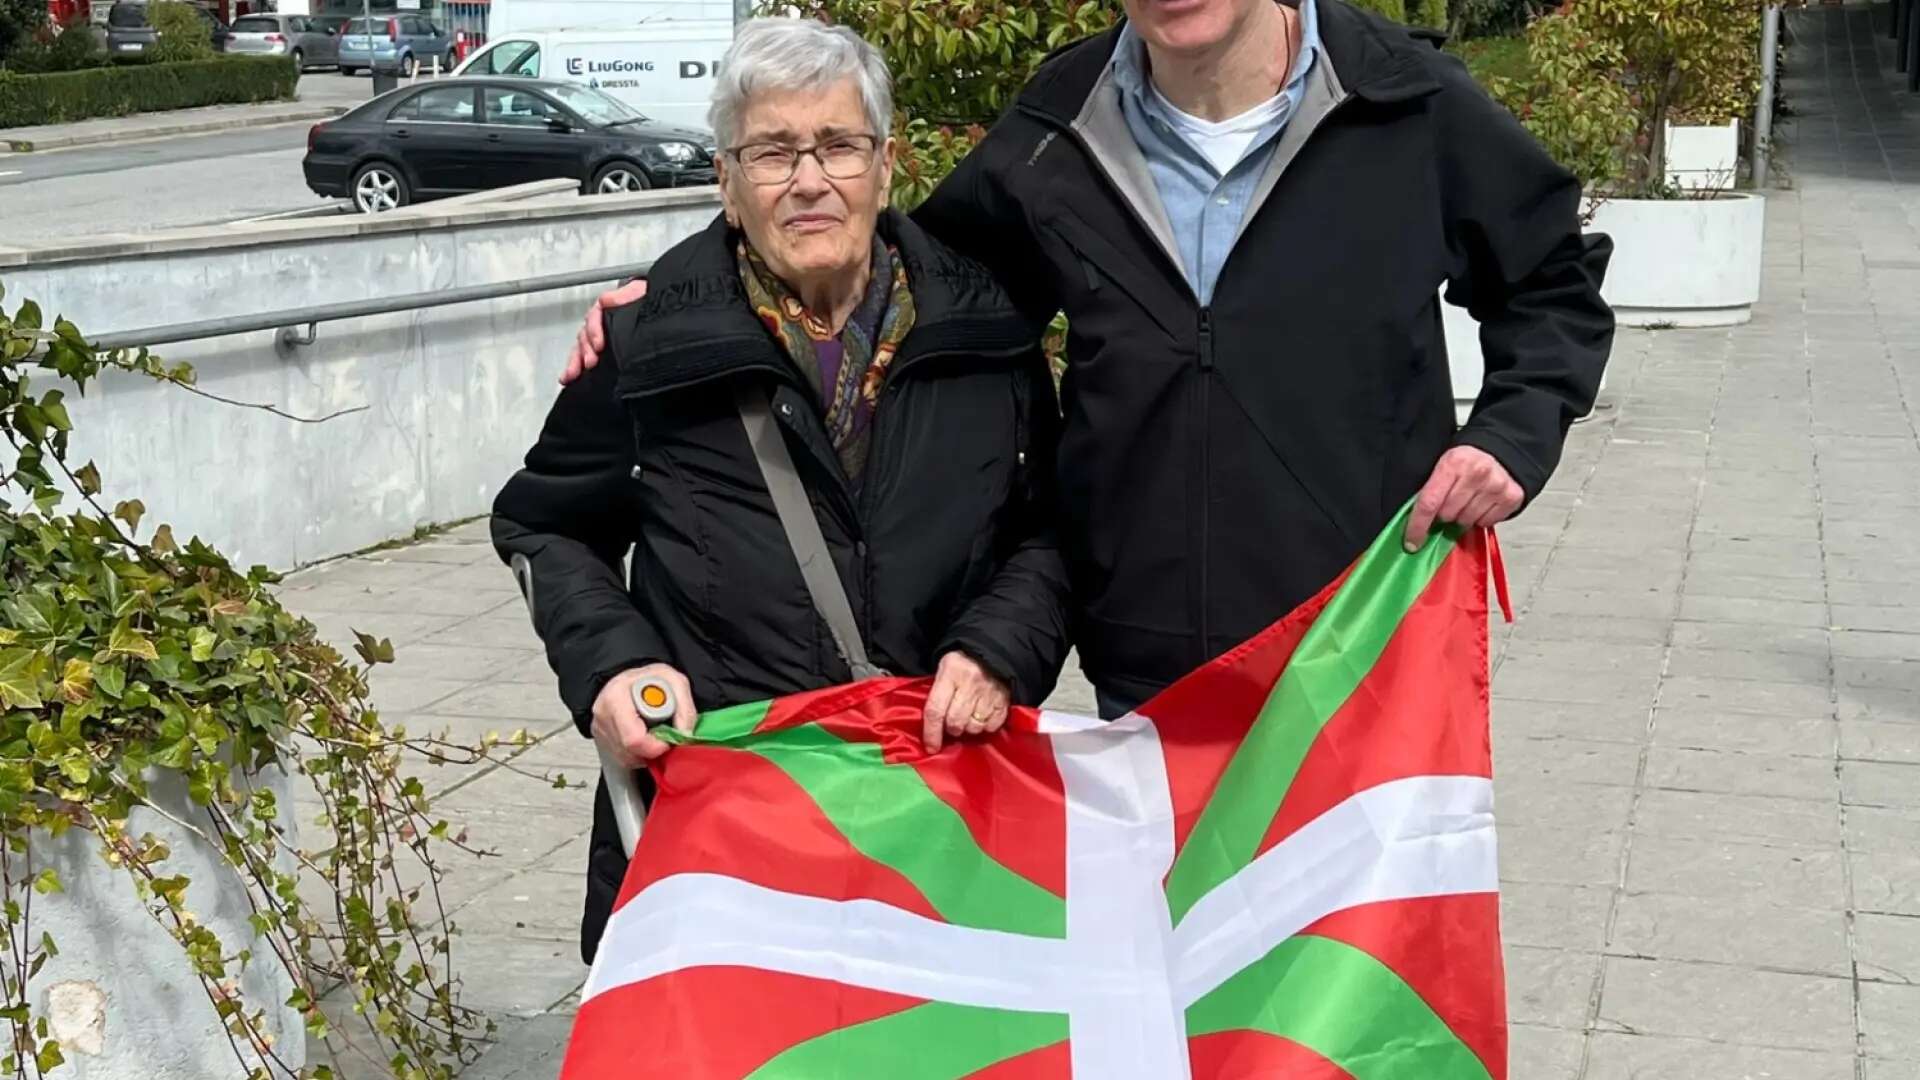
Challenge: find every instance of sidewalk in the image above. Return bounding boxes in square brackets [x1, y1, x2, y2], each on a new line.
[277, 7, 1920, 1076]
[0, 71, 373, 152]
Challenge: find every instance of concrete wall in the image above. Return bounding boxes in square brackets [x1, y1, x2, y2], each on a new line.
[0, 185, 722, 570]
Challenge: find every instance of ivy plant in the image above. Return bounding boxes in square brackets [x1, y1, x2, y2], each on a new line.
[0, 285, 524, 1079]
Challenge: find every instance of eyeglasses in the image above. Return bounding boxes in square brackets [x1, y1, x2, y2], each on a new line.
[727, 134, 881, 185]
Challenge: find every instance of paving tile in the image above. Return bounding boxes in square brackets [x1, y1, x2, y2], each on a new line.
[423, 680, 581, 723]
[1496, 737, 1644, 787]
[1495, 698, 1652, 744]
[1658, 676, 1836, 717]
[1608, 891, 1850, 977]
[1678, 596, 1831, 628]
[1500, 825, 1627, 888]
[449, 936, 586, 1017]
[1853, 850, 1920, 917]
[1642, 746, 1841, 802]
[1498, 776, 1637, 833]
[1859, 980, 1920, 1061]
[1624, 835, 1848, 910]
[1855, 911, 1920, 986]
[1594, 957, 1854, 1052]
[1670, 620, 1830, 656]
[1500, 882, 1613, 952]
[1504, 946, 1599, 1028]
[1511, 614, 1673, 646]
[1632, 788, 1841, 849]
[1654, 708, 1837, 758]
[368, 675, 476, 716]
[460, 1014, 575, 1080]
[1843, 760, 1920, 809]
[1662, 645, 1831, 684]
[1842, 720, 1920, 765]
[1833, 629, 1920, 661]
[1585, 1032, 1855, 1080]
[1507, 1023, 1585, 1080]
[1849, 806, 1920, 856]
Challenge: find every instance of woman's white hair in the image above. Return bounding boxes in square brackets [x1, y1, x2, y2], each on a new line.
[708, 17, 894, 149]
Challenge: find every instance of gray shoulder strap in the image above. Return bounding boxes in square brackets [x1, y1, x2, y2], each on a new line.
[736, 385, 888, 681]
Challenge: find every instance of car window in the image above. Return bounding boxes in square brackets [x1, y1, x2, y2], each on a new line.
[404, 16, 428, 35]
[231, 15, 278, 31]
[476, 40, 538, 76]
[390, 86, 476, 123]
[288, 17, 310, 32]
[107, 2, 147, 27]
[484, 88, 560, 128]
[547, 83, 645, 126]
[345, 16, 382, 34]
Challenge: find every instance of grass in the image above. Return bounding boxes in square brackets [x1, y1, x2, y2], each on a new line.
[1449, 35, 1531, 87]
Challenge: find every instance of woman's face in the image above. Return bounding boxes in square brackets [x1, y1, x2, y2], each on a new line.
[719, 77, 895, 287]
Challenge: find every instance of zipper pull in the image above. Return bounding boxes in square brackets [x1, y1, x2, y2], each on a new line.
[1197, 308, 1215, 372]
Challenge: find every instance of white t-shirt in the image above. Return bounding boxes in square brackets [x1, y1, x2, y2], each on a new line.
[1148, 83, 1293, 176]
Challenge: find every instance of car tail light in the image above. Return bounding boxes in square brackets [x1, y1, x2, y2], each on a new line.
[308, 122, 325, 153]
[265, 32, 284, 43]
[385, 17, 397, 39]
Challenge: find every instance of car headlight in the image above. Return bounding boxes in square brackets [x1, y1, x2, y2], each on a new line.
[655, 141, 698, 164]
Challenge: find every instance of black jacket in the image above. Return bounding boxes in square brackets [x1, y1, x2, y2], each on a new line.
[491, 209, 1070, 959]
[914, 2, 1614, 706]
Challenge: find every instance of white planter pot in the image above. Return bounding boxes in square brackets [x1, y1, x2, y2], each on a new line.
[19, 769, 304, 1080]
[1666, 120, 1741, 191]
[1587, 192, 1765, 328]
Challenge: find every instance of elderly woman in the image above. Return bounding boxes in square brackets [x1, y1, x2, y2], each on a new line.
[491, 17, 1069, 961]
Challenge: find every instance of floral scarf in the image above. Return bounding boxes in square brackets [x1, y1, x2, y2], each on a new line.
[736, 234, 916, 485]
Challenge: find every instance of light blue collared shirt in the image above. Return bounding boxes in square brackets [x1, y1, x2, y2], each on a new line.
[1109, 0, 1324, 304]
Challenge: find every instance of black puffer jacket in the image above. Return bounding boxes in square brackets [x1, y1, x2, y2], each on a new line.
[492, 209, 1070, 959]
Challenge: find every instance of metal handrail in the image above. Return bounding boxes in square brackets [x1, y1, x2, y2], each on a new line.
[88, 262, 654, 352]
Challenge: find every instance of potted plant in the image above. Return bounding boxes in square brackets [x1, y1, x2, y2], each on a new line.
[0, 287, 506, 1079]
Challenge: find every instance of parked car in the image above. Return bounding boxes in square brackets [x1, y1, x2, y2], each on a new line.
[449, 23, 732, 129]
[226, 13, 338, 71]
[303, 77, 717, 213]
[105, 0, 228, 58]
[337, 13, 452, 77]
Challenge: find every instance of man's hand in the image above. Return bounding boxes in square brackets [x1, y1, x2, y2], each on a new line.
[562, 280, 650, 385]
[922, 651, 1012, 753]
[1404, 446, 1524, 552]
[591, 663, 697, 768]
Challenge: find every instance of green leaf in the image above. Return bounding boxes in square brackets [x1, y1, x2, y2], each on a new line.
[113, 499, 145, 534]
[35, 1040, 63, 1073]
[352, 631, 395, 666]
[93, 662, 126, 699]
[74, 461, 101, 496]
[31, 869, 62, 896]
[189, 627, 217, 663]
[0, 649, 46, 710]
[108, 621, 159, 661]
[38, 390, 72, 433]
[15, 301, 42, 331]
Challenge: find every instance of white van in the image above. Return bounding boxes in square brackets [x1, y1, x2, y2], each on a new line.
[484, 0, 731, 38]
[452, 22, 731, 129]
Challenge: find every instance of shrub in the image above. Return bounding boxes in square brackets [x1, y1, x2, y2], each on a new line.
[0, 56, 295, 130]
[6, 21, 108, 74]
[1449, 0, 1534, 39]
[0, 0, 46, 68]
[1480, 11, 1636, 192]
[149, 1, 214, 63]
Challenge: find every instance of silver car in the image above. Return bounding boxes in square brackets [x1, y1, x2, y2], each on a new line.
[226, 13, 339, 71]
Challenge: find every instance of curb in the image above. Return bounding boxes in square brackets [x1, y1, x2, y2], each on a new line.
[0, 104, 348, 154]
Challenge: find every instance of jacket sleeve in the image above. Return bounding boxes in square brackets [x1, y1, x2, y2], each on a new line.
[937, 353, 1073, 707]
[912, 121, 1065, 332]
[491, 340, 666, 735]
[1433, 54, 1616, 502]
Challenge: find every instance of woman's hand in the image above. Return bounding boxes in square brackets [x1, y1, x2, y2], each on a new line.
[592, 663, 697, 767]
[922, 651, 1011, 753]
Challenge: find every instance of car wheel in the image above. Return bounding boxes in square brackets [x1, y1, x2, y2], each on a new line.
[340, 65, 358, 76]
[290, 47, 304, 70]
[400, 52, 417, 77]
[592, 163, 651, 195]
[352, 162, 408, 213]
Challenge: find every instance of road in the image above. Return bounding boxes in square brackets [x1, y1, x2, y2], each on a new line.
[0, 73, 381, 248]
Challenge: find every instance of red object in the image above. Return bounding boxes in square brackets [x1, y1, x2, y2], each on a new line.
[264, 32, 284, 43]
[386, 17, 398, 39]
[307, 122, 325, 153]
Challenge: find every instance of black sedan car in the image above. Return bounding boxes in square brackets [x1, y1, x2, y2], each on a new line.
[302, 77, 718, 213]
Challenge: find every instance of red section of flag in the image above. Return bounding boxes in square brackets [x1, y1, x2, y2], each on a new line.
[1260, 532, 1491, 855]
[1149, 569, 1352, 861]
[1186, 1030, 1359, 1080]
[1298, 892, 1507, 1080]
[621, 743, 942, 919]
[560, 968, 926, 1079]
[962, 1040, 1072, 1078]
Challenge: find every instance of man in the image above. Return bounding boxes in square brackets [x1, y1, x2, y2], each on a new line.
[565, 0, 1613, 718]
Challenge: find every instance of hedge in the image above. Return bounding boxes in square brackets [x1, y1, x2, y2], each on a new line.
[0, 55, 295, 130]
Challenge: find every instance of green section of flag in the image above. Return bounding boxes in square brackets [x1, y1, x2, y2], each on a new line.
[746, 724, 1066, 938]
[1164, 506, 1460, 925]
[659, 698, 772, 745]
[1187, 934, 1493, 1080]
[745, 1001, 1066, 1078]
